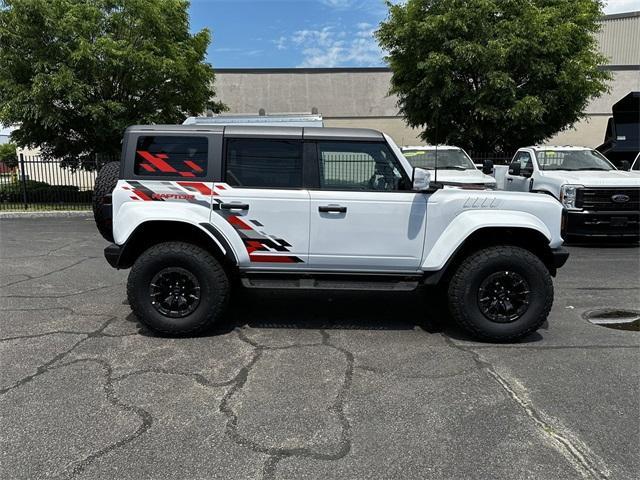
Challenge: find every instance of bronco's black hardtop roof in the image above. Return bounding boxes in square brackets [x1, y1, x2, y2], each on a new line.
[124, 125, 385, 141]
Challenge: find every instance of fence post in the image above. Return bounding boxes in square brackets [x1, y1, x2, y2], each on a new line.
[19, 153, 28, 209]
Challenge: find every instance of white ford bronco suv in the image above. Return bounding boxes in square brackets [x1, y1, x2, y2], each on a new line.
[93, 125, 569, 342]
[504, 146, 640, 240]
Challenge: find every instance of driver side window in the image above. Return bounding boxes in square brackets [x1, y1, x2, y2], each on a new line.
[316, 141, 409, 191]
[510, 152, 533, 174]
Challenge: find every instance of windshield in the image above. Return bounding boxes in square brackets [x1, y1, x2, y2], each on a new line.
[536, 150, 615, 171]
[402, 148, 476, 170]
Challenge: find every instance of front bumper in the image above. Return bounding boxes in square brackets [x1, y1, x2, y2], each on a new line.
[565, 210, 640, 239]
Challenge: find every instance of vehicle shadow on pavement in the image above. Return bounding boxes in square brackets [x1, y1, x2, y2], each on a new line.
[123, 286, 545, 344]
[125, 287, 545, 344]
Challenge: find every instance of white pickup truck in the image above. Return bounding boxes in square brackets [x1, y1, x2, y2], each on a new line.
[504, 146, 640, 239]
[92, 126, 569, 342]
[401, 145, 496, 189]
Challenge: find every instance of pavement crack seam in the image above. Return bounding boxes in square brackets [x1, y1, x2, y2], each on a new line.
[0, 316, 118, 395]
[0, 239, 81, 259]
[46, 358, 154, 480]
[0, 306, 116, 317]
[261, 454, 284, 480]
[0, 316, 156, 477]
[1, 283, 121, 298]
[217, 328, 355, 478]
[443, 336, 610, 480]
[354, 364, 478, 380]
[111, 368, 236, 389]
[2, 257, 97, 288]
[0, 330, 102, 342]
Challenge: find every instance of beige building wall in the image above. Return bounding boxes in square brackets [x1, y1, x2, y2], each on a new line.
[324, 117, 423, 145]
[215, 67, 638, 148]
[214, 12, 640, 151]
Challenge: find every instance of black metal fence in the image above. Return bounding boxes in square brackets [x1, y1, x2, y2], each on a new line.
[469, 152, 514, 166]
[0, 154, 112, 211]
[0, 151, 516, 211]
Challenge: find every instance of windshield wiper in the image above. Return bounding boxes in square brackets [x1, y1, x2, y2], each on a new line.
[436, 166, 468, 170]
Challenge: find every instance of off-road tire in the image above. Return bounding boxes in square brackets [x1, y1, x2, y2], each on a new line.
[447, 246, 553, 342]
[93, 161, 120, 242]
[127, 242, 230, 335]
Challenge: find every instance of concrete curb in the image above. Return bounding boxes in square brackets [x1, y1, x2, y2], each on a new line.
[0, 210, 92, 219]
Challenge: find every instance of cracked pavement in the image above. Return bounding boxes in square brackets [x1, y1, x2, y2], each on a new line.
[0, 217, 638, 479]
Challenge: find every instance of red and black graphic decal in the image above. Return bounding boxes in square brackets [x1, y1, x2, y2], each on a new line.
[211, 198, 303, 263]
[136, 150, 203, 178]
[126, 181, 159, 201]
[123, 180, 303, 263]
[136, 150, 205, 178]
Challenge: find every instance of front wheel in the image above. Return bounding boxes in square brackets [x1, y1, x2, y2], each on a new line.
[447, 246, 553, 342]
[127, 242, 230, 335]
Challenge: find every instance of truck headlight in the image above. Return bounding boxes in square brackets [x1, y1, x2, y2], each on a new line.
[559, 184, 583, 210]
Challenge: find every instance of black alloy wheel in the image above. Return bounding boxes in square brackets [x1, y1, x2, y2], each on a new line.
[127, 242, 230, 335]
[477, 271, 531, 323]
[150, 267, 201, 318]
[447, 246, 554, 342]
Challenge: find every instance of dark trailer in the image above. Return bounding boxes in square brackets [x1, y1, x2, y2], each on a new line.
[597, 91, 640, 169]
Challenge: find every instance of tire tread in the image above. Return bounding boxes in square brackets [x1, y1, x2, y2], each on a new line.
[448, 246, 553, 342]
[127, 241, 229, 335]
[93, 162, 120, 242]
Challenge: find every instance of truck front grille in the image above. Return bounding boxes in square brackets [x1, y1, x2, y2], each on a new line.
[576, 187, 640, 211]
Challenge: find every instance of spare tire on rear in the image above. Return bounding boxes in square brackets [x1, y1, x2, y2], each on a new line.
[93, 162, 120, 242]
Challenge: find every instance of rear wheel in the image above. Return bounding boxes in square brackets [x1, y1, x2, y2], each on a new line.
[447, 246, 553, 342]
[127, 242, 230, 335]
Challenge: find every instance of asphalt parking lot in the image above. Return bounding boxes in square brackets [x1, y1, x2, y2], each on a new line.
[1, 216, 638, 480]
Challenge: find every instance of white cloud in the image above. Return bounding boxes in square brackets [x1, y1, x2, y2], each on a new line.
[274, 36, 287, 51]
[319, 0, 359, 8]
[603, 0, 640, 13]
[279, 23, 383, 67]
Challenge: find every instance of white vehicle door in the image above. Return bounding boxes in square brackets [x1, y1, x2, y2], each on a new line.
[308, 140, 427, 271]
[216, 136, 310, 268]
[505, 151, 534, 192]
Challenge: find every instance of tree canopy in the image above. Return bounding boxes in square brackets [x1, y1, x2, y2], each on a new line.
[0, 142, 17, 169]
[376, 0, 611, 154]
[0, 0, 225, 168]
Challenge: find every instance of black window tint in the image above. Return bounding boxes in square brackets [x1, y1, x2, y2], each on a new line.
[317, 142, 408, 191]
[135, 136, 208, 177]
[225, 139, 303, 188]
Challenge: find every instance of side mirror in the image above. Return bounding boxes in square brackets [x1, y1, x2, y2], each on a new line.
[508, 163, 521, 176]
[482, 159, 494, 175]
[413, 167, 431, 191]
[619, 160, 630, 171]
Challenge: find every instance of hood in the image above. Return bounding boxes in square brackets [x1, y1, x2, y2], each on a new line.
[431, 169, 496, 185]
[539, 170, 640, 187]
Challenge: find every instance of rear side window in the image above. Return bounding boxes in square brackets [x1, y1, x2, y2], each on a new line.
[135, 136, 208, 177]
[225, 138, 303, 188]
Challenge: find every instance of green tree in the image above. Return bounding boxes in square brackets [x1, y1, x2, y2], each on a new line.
[0, 142, 18, 168]
[0, 0, 225, 168]
[376, 0, 611, 154]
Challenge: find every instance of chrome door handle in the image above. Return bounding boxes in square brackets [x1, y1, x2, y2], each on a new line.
[318, 205, 347, 213]
[220, 203, 249, 211]
[507, 178, 513, 182]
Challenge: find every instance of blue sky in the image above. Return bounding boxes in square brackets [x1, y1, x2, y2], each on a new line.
[190, 0, 640, 68]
